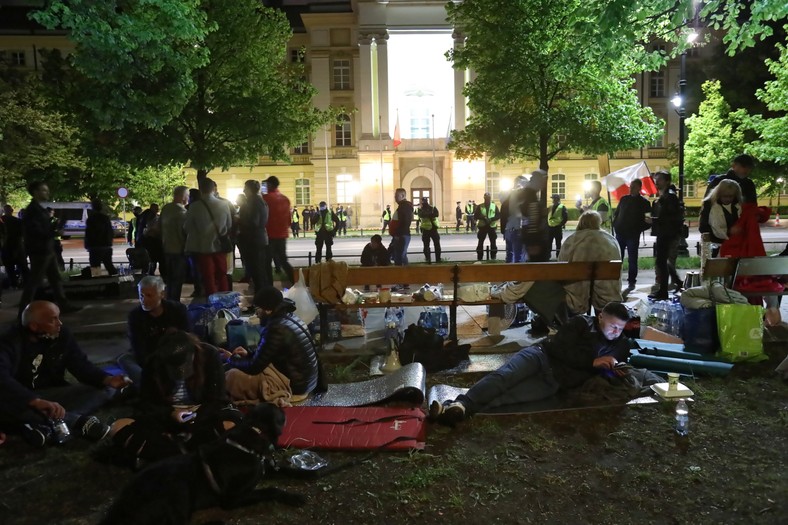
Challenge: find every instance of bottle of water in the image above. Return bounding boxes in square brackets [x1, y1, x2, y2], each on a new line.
[675, 399, 689, 436]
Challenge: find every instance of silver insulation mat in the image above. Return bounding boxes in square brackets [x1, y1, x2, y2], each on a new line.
[304, 362, 427, 407]
[427, 384, 658, 416]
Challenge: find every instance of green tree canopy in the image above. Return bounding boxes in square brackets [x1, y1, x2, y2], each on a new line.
[34, 0, 333, 180]
[0, 64, 83, 205]
[446, 0, 663, 170]
[684, 80, 746, 182]
[744, 42, 788, 166]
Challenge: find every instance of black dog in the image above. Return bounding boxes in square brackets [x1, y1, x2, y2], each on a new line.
[100, 404, 304, 525]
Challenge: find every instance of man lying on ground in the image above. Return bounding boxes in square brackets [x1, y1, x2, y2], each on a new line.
[430, 302, 633, 425]
[0, 301, 130, 446]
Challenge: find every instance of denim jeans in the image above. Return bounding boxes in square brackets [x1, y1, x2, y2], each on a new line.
[458, 345, 560, 414]
[164, 253, 188, 302]
[504, 228, 525, 263]
[0, 383, 115, 430]
[616, 234, 640, 286]
[390, 234, 411, 266]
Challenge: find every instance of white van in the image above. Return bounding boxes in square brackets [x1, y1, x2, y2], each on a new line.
[42, 202, 127, 238]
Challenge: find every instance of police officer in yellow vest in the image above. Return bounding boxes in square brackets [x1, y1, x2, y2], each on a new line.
[474, 193, 500, 260]
[381, 205, 391, 234]
[465, 200, 476, 232]
[418, 197, 442, 264]
[336, 205, 347, 236]
[547, 194, 569, 257]
[582, 180, 610, 227]
[314, 201, 336, 263]
[290, 207, 300, 238]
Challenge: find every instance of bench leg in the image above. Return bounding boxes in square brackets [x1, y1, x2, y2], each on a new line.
[449, 304, 458, 341]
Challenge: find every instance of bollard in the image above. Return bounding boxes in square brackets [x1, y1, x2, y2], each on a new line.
[308, 252, 313, 266]
[485, 245, 490, 261]
[69, 258, 74, 270]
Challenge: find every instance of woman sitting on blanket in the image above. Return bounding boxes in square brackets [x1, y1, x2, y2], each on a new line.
[222, 286, 324, 405]
[107, 331, 242, 468]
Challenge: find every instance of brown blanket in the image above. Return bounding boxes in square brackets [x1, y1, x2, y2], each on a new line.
[225, 365, 294, 407]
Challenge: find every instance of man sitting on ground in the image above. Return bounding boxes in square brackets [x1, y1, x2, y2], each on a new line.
[0, 301, 130, 446]
[360, 234, 391, 267]
[118, 276, 189, 386]
[430, 302, 632, 425]
[222, 286, 323, 403]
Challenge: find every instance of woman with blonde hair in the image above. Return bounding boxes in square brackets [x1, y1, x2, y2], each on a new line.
[559, 210, 622, 314]
[699, 179, 742, 256]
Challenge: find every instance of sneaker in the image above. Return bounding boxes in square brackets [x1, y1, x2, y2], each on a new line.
[78, 416, 110, 442]
[428, 400, 466, 426]
[21, 423, 52, 448]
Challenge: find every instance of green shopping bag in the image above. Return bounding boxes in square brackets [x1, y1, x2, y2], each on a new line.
[715, 303, 767, 363]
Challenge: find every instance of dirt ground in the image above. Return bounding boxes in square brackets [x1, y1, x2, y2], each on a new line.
[1, 344, 786, 525]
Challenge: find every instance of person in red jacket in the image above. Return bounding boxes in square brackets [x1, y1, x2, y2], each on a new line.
[262, 176, 295, 285]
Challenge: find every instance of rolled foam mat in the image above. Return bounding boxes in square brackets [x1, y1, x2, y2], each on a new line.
[629, 350, 733, 376]
[635, 340, 727, 362]
[303, 362, 426, 407]
[370, 353, 512, 376]
[278, 406, 426, 450]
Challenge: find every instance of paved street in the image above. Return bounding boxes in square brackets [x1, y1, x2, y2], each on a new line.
[57, 224, 788, 268]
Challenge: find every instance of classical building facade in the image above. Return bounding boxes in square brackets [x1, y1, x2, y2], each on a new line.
[1, 0, 713, 227]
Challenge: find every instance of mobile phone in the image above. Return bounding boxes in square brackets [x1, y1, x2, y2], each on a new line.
[614, 362, 633, 370]
[261, 181, 268, 194]
[180, 411, 196, 423]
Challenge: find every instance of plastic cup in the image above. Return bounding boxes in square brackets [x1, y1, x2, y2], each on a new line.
[667, 372, 680, 391]
[378, 288, 391, 303]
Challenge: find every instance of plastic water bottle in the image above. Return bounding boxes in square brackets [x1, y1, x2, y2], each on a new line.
[675, 399, 689, 436]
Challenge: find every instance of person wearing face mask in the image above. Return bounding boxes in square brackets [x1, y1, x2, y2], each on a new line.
[118, 276, 188, 386]
[314, 201, 337, 263]
[223, 286, 323, 402]
[107, 331, 240, 468]
[0, 301, 130, 447]
[429, 302, 633, 426]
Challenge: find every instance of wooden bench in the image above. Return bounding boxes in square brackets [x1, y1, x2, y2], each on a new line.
[302, 260, 623, 345]
[704, 256, 788, 297]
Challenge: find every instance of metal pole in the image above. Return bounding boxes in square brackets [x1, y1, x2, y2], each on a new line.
[324, 125, 331, 206]
[380, 115, 385, 226]
[431, 114, 436, 203]
[678, 50, 686, 205]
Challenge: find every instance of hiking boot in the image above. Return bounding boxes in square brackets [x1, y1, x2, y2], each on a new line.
[21, 423, 52, 448]
[429, 400, 466, 426]
[78, 416, 110, 442]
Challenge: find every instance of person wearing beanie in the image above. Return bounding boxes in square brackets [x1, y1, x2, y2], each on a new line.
[223, 286, 322, 400]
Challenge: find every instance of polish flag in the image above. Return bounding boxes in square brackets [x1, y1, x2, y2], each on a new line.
[602, 161, 658, 201]
[393, 115, 401, 148]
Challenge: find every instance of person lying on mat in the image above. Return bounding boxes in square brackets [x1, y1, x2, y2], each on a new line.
[221, 286, 323, 403]
[0, 301, 129, 447]
[107, 330, 241, 469]
[430, 302, 632, 426]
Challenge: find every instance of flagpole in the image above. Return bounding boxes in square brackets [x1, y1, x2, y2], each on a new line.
[379, 114, 384, 223]
[431, 113, 436, 203]
[324, 124, 330, 206]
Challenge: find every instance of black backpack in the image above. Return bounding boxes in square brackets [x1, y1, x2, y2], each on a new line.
[397, 324, 470, 373]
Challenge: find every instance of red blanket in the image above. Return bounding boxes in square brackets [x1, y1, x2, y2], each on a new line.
[278, 406, 426, 450]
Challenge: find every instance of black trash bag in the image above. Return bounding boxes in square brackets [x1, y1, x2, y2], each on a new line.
[398, 323, 470, 373]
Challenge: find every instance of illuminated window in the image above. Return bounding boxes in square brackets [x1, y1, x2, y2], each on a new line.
[551, 174, 566, 199]
[335, 114, 352, 146]
[293, 140, 309, 154]
[683, 180, 696, 198]
[584, 173, 598, 180]
[333, 59, 351, 90]
[295, 178, 311, 206]
[409, 108, 431, 139]
[486, 172, 500, 200]
[336, 174, 353, 203]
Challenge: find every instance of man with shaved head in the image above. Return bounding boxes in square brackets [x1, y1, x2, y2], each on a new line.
[0, 301, 130, 447]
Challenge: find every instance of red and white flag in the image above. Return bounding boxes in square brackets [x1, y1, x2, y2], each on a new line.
[602, 161, 658, 201]
[393, 114, 401, 148]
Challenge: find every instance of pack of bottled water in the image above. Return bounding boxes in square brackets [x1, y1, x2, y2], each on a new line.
[648, 299, 684, 337]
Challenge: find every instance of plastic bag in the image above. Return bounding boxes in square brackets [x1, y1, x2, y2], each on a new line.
[210, 308, 237, 346]
[716, 303, 767, 362]
[682, 307, 718, 354]
[283, 269, 318, 324]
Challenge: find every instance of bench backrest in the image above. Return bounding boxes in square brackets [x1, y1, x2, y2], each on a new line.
[733, 256, 788, 280]
[458, 261, 622, 283]
[704, 258, 737, 279]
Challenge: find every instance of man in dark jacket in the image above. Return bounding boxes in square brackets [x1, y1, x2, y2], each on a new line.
[223, 286, 321, 397]
[389, 188, 414, 266]
[0, 301, 130, 446]
[18, 182, 81, 317]
[118, 276, 189, 386]
[649, 171, 684, 300]
[1, 204, 28, 288]
[360, 235, 391, 267]
[418, 197, 442, 264]
[314, 201, 336, 263]
[612, 179, 651, 292]
[84, 199, 118, 275]
[429, 302, 632, 425]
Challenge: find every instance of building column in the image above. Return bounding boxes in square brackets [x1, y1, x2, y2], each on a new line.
[358, 33, 375, 139]
[452, 30, 467, 131]
[374, 31, 390, 139]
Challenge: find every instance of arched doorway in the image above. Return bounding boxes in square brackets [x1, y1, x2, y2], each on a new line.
[402, 166, 443, 211]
